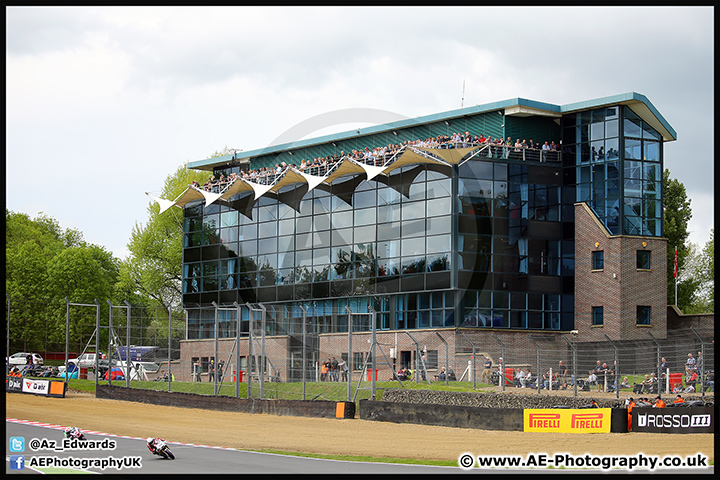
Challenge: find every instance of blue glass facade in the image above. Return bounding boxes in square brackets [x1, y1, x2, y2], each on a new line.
[562, 104, 663, 236]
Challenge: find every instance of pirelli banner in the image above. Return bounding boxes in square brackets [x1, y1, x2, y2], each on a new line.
[6, 377, 67, 398]
[524, 409, 612, 433]
[633, 406, 714, 434]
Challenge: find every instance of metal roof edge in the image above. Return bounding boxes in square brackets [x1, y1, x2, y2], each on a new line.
[188, 93, 674, 170]
[561, 92, 676, 141]
[188, 98, 558, 169]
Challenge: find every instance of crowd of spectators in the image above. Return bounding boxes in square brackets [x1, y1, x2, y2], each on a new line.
[194, 130, 561, 194]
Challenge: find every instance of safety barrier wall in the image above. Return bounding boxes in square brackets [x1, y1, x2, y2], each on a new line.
[96, 385, 339, 418]
[360, 399, 525, 431]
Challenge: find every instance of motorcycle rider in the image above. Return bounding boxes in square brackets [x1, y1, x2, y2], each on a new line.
[65, 427, 82, 439]
[147, 437, 160, 454]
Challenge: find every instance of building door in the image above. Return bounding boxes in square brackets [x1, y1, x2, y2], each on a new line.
[289, 349, 317, 382]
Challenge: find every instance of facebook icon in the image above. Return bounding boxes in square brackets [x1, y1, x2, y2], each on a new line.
[10, 455, 25, 470]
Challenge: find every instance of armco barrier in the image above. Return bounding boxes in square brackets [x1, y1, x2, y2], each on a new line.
[96, 385, 341, 418]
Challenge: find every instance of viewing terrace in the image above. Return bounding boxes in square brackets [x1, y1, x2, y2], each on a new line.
[155, 138, 561, 213]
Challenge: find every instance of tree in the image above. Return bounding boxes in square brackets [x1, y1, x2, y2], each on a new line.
[662, 169, 693, 307]
[5, 210, 119, 352]
[117, 163, 209, 313]
[680, 229, 714, 313]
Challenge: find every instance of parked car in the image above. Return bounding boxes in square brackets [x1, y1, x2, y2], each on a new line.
[8, 352, 43, 365]
[69, 353, 104, 369]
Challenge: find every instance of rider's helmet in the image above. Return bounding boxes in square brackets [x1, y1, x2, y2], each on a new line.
[146, 437, 153, 444]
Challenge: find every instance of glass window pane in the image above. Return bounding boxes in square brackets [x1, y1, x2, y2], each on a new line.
[427, 197, 451, 217]
[644, 141, 659, 162]
[331, 211, 353, 229]
[258, 221, 277, 238]
[427, 234, 451, 254]
[278, 218, 295, 236]
[401, 237, 425, 257]
[354, 207, 376, 226]
[354, 225, 375, 244]
[332, 228, 352, 246]
[625, 138, 642, 159]
[642, 123, 661, 141]
[354, 189, 376, 209]
[427, 215, 451, 234]
[426, 179, 451, 198]
[377, 204, 400, 223]
[221, 211, 239, 228]
[402, 201, 425, 221]
[605, 119, 619, 138]
[605, 137, 619, 160]
[590, 122, 604, 141]
[402, 218, 425, 238]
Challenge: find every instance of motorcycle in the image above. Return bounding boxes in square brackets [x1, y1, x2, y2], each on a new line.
[150, 439, 175, 460]
[64, 428, 86, 441]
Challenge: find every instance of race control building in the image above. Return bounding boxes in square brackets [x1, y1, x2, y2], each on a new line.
[157, 92, 676, 381]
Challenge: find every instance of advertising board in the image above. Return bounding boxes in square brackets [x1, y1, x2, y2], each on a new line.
[633, 406, 714, 434]
[6, 378, 66, 398]
[524, 408, 612, 433]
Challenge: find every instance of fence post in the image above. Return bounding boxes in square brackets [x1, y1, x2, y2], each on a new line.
[460, 332, 477, 389]
[528, 336, 540, 394]
[491, 332, 506, 392]
[690, 327, 705, 399]
[124, 301, 131, 389]
[344, 305, 352, 402]
[234, 301, 241, 399]
[212, 301, 219, 396]
[604, 334, 619, 399]
[168, 305, 172, 393]
[299, 305, 307, 401]
[435, 332, 449, 386]
[64, 298, 70, 385]
[561, 335, 577, 397]
[94, 299, 100, 389]
[648, 332, 663, 394]
[5, 294, 9, 376]
[107, 300, 113, 388]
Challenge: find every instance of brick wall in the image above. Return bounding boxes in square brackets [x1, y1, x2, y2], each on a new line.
[574, 203, 667, 342]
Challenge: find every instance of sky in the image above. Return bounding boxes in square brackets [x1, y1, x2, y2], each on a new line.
[6, 6, 714, 260]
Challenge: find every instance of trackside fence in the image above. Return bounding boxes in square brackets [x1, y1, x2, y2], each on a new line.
[6, 296, 714, 402]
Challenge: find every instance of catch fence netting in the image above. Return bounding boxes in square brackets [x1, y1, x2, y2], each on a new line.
[6, 296, 714, 401]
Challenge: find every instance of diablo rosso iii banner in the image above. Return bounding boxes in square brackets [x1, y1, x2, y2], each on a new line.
[524, 409, 612, 433]
[633, 407, 714, 434]
[6, 378, 66, 398]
